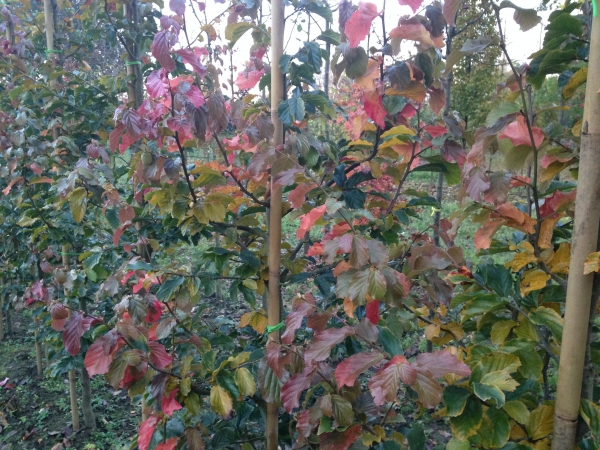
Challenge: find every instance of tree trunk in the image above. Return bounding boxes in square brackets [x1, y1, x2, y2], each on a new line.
[266, 0, 285, 446]
[79, 298, 96, 429]
[62, 245, 80, 432]
[551, 11, 600, 448]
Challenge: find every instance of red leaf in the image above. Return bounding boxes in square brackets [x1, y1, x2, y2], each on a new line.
[304, 326, 353, 363]
[156, 438, 179, 450]
[474, 217, 505, 250]
[389, 22, 435, 48]
[151, 31, 176, 72]
[369, 355, 417, 406]
[540, 189, 576, 218]
[138, 415, 159, 450]
[281, 367, 314, 412]
[335, 351, 384, 387]
[281, 295, 316, 345]
[109, 122, 125, 152]
[399, 0, 423, 13]
[465, 167, 490, 201]
[145, 297, 163, 324]
[50, 303, 69, 331]
[345, 2, 379, 48]
[499, 115, 544, 148]
[424, 124, 447, 138]
[162, 389, 182, 416]
[363, 89, 386, 129]
[320, 424, 362, 450]
[84, 330, 119, 376]
[296, 204, 327, 240]
[289, 182, 317, 209]
[174, 49, 206, 77]
[63, 312, 96, 356]
[443, 0, 462, 26]
[149, 341, 173, 369]
[235, 69, 265, 90]
[365, 300, 380, 325]
[169, 0, 185, 15]
[413, 350, 471, 378]
[146, 70, 167, 99]
[410, 366, 443, 409]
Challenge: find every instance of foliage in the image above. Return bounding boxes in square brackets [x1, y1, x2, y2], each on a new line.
[0, 0, 598, 448]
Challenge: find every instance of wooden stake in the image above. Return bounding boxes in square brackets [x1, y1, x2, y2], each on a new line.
[551, 11, 600, 449]
[0, 277, 5, 341]
[63, 245, 80, 433]
[266, 0, 285, 446]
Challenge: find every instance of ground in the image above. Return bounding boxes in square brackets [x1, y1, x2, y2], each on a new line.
[0, 312, 137, 450]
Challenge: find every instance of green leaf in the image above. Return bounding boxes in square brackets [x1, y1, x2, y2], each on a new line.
[225, 23, 255, 48]
[68, 187, 88, 223]
[503, 400, 530, 425]
[544, 13, 583, 46]
[443, 386, 470, 417]
[412, 156, 461, 186]
[302, 92, 335, 117]
[581, 399, 600, 441]
[407, 422, 425, 450]
[156, 276, 184, 301]
[316, 29, 341, 46]
[9, 86, 24, 101]
[528, 306, 563, 343]
[477, 407, 510, 448]
[305, 2, 333, 21]
[499, 1, 542, 31]
[446, 437, 471, 450]
[473, 382, 505, 408]
[234, 367, 256, 398]
[278, 93, 305, 126]
[449, 396, 483, 441]
[460, 36, 494, 53]
[331, 395, 354, 427]
[279, 55, 293, 73]
[486, 102, 520, 128]
[345, 46, 368, 79]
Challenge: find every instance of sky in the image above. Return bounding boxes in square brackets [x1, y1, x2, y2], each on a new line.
[176, 0, 551, 77]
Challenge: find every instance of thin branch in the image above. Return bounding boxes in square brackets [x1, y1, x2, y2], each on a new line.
[174, 132, 198, 203]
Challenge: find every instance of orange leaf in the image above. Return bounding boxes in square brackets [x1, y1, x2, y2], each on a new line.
[288, 182, 317, 209]
[474, 218, 505, 250]
[538, 214, 563, 249]
[363, 89, 386, 128]
[389, 22, 434, 47]
[499, 115, 544, 148]
[296, 204, 327, 240]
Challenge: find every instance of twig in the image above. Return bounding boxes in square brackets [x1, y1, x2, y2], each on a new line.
[174, 132, 198, 203]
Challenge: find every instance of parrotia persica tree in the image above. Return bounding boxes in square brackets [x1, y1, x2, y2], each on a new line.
[0, 0, 599, 448]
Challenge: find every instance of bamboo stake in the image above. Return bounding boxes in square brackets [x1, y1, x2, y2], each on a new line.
[79, 297, 96, 429]
[31, 255, 44, 376]
[266, 0, 285, 446]
[63, 245, 80, 433]
[43, 0, 60, 140]
[551, 11, 600, 448]
[0, 277, 5, 341]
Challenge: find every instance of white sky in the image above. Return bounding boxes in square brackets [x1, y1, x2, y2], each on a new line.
[175, 0, 550, 77]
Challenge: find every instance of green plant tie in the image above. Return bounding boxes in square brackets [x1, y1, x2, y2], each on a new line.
[46, 49, 62, 54]
[594, 0, 598, 17]
[60, 252, 80, 256]
[266, 322, 284, 334]
[125, 61, 141, 66]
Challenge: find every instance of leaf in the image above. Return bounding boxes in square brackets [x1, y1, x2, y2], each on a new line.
[389, 22, 435, 48]
[369, 355, 416, 406]
[296, 205, 326, 240]
[210, 385, 233, 416]
[460, 36, 494, 53]
[503, 400, 530, 425]
[169, 0, 185, 15]
[520, 268, 551, 297]
[138, 415, 159, 450]
[413, 350, 471, 378]
[529, 306, 563, 343]
[149, 341, 173, 369]
[335, 351, 384, 387]
[316, 29, 342, 45]
[224, 22, 255, 48]
[526, 404, 554, 440]
[499, 115, 544, 148]
[443, 0, 461, 26]
[281, 368, 313, 413]
[366, 299, 380, 324]
[474, 218, 505, 251]
[331, 395, 354, 427]
[234, 367, 256, 398]
[278, 95, 305, 126]
[162, 389, 182, 416]
[345, 2, 379, 48]
[319, 424, 362, 450]
[50, 303, 69, 331]
[563, 67, 587, 99]
[174, 49, 207, 77]
[500, 1, 542, 31]
[84, 330, 118, 376]
[443, 386, 471, 417]
[449, 396, 483, 441]
[486, 102, 520, 128]
[304, 326, 353, 363]
[584, 251, 600, 275]
[407, 423, 426, 450]
[68, 187, 87, 223]
[281, 295, 316, 344]
[156, 438, 179, 450]
[235, 69, 265, 90]
[156, 277, 184, 301]
[345, 46, 369, 79]
[151, 31, 176, 71]
[580, 400, 600, 441]
[63, 312, 95, 356]
[399, 0, 422, 13]
[363, 90, 386, 128]
[490, 320, 518, 346]
[239, 311, 267, 334]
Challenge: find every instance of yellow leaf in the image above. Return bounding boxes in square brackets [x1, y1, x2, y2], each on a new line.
[361, 424, 385, 446]
[505, 252, 538, 272]
[490, 320, 518, 346]
[348, 139, 374, 147]
[68, 187, 87, 223]
[520, 269, 550, 297]
[381, 125, 416, 138]
[513, 316, 540, 342]
[242, 279, 258, 290]
[538, 214, 563, 249]
[510, 422, 528, 440]
[583, 251, 600, 275]
[526, 404, 554, 440]
[425, 322, 441, 340]
[480, 370, 519, 392]
[563, 67, 587, 99]
[210, 385, 233, 416]
[238, 310, 267, 334]
[234, 367, 256, 398]
[548, 242, 570, 274]
[572, 119, 582, 137]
